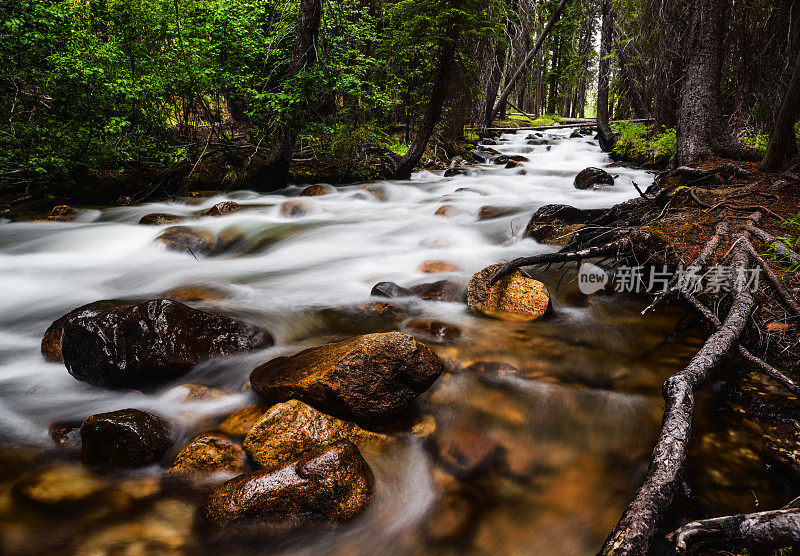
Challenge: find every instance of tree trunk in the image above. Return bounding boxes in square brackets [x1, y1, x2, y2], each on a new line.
[487, 0, 570, 124]
[546, 32, 562, 115]
[482, 0, 516, 128]
[597, 0, 615, 151]
[676, 0, 757, 164]
[393, 39, 457, 179]
[762, 45, 800, 171]
[252, 0, 323, 191]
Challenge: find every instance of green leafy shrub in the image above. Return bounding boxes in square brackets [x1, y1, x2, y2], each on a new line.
[611, 122, 676, 169]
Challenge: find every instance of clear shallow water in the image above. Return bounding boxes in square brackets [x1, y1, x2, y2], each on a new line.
[0, 129, 758, 555]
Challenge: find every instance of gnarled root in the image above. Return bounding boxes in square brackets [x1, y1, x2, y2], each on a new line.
[748, 221, 800, 266]
[667, 508, 800, 554]
[600, 218, 758, 556]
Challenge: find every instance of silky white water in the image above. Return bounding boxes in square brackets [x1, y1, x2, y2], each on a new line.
[0, 128, 685, 555]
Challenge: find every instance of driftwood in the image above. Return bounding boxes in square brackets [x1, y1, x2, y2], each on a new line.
[600, 216, 759, 555]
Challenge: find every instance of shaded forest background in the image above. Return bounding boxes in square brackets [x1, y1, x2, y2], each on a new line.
[1, 0, 799, 196]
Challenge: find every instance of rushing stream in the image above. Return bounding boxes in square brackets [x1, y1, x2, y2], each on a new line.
[0, 129, 783, 555]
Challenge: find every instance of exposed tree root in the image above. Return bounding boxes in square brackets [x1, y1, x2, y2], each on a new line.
[666, 508, 800, 554]
[746, 241, 800, 316]
[600, 219, 758, 555]
[674, 163, 752, 179]
[748, 221, 800, 266]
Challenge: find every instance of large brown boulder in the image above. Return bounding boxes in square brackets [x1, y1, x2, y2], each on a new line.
[81, 409, 170, 468]
[279, 200, 311, 217]
[169, 433, 247, 475]
[477, 205, 514, 220]
[61, 299, 273, 389]
[574, 167, 614, 189]
[250, 332, 444, 425]
[155, 226, 216, 256]
[467, 264, 550, 321]
[299, 184, 332, 197]
[243, 400, 384, 469]
[409, 280, 466, 302]
[202, 440, 373, 531]
[41, 300, 131, 362]
[37, 205, 78, 222]
[218, 404, 268, 438]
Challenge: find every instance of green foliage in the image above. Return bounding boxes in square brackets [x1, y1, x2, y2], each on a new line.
[611, 121, 676, 169]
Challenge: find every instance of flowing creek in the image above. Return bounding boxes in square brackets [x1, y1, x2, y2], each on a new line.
[0, 129, 788, 554]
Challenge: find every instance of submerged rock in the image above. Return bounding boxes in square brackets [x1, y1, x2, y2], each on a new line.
[156, 226, 216, 256]
[279, 200, 311, 217]
[250, 332, 444, 425]
[139, 213, 183, 226]
[199, 201, 240, 218]
[418, 260, 462, 274]
[574, 167, 615, 189]
[81, 409, 170, 468]
[319, 301, 412, 334]
[467, 264, 550, 321]
[41, 299, 131, 363]
[61, 299, 273, 389]
[202, 440, 373, 531]
[170, 433, 247, 475]
[432, 424, 507, 479]
[243, 400, 384, 469]
[159, 285, 225, 303]
[405, 320, 461, 345]
[477, 205, 514, 220]
[434, 205, 458, 217]
[494, 155, 528, 165]
[370, 281, 412, 298]
[218, 404, 268, 438]
[409, 280, 466, 302]
[13, 465, 105, 508]
[49, 421, 83, 455]
[299, 184, 332, 197]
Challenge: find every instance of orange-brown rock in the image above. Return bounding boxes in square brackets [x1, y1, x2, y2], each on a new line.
[202, 440, 373, 531]
[250, 332, 445, 425]
[434, 204, 458, 217]
[218, 404, 268, 437]
[13, 465, 105, 508]
[466, 264, 550, 321]
[199, 201, 240, 217]
[359, 185, 386, 201]
[432, 425, 506, 479]
[319, 301, 413, 334]
[169, 433, 247, 475]
[279, 200, 311, 217]
[139, 213, 183, 226]
[41, 299, 132, 362]
[243, 400, 384, 469]
[299, 184, 332, 197]
[418, 260, 463, 273]
[156, 226, 216, 256]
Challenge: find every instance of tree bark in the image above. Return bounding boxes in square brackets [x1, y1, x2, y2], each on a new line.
[482, 0, 516, 128]
[252, 0, 323, 191]
[487, 0, 570, 124]
[392, 38, 457, 179]
[761, 39, 800, 171]
[597, 0, 615, 151]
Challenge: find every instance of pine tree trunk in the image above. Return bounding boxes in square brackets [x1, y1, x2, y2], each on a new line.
[253, 0, 322, 191]
[597, 0, 615, 151]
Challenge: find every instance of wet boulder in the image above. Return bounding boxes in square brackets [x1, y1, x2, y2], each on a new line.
[522, 204, 604, 245]
[505, 160, 522, 169]
[219, 404, 268, 438]
[202, 440, 373, 531]
[570, 129, 582, 138]
[319, 301, 412, 335]
[493, 154, 528, 165]
[159, 285, 225, 303]
[418, 260, 462, 274]
[199, 201, 240, 218]
[250, 332, 445, 425]
[139, 213, 183, 226]
[61, 299, 273, 389]
[434, 204, 459, 217]
[41, 299, 131, 363]
[370, 281, 412, 298]
[169, 433, 247, 476]
[155, 226, 216, 256]
[81, 409, 170, 468]
[243, 400, 384, 469]
[409, 280, 466, 302]
[299, 184, 332, 197]
[49, 421, 83, 456]
[526, 138, 549, 146]
[467, 264, 550, 321]
[574, 167, 615, 189]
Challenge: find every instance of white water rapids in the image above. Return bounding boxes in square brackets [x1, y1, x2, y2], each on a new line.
[0, 128, 678, 555]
